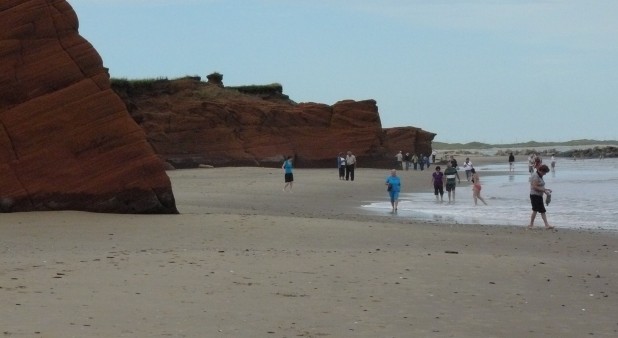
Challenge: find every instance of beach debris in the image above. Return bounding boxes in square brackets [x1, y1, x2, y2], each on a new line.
[444, 250, 459, 254]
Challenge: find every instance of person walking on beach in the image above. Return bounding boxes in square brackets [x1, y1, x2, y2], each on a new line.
[431, 166, 444, 203]
[508, 152, 515, 172]
[403, 152, 411, 171]
[528, 164, 554, 229]
[431, 150, 437, 164]
[395, 151, 403, 170]
[385, 169, 401, 212]
[419, 153, 425, 171]
[444, 161, 461, 203]
[528, 154, 535, 174]
[463, 157, 473, 181]
[470, 168, 487, 206]
[534, 155, 543, 170]
[337, 152, 346, 180]
[282, 156, 294, 192]
[345, 150, 356, 181]
[550, 155, 556, 172]
[412, 153, 419, 170]
[450, 155, 458, 169]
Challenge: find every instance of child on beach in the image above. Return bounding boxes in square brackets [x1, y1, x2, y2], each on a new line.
[470, 168, 487, 206]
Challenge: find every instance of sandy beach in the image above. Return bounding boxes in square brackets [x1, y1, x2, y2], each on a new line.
[1, 164, 617, 337]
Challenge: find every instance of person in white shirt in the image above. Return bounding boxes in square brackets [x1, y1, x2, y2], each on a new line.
[345, 151, 357, 181]
[395, 151, 403, 170]
[337, 152, 346, 180]
[463, 158, 473, 181]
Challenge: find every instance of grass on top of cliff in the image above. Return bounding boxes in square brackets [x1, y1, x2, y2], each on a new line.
[111, 76, 290, 103]
[111, 77, 168, 92]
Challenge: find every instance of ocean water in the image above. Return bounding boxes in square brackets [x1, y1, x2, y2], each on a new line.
[362, 158, 618, 231]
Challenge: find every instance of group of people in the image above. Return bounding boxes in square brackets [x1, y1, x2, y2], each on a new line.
[428, 156, 486, 205]
[337, 151, 357, 181]
[387, 153, 554, 229]
[283, 150, 554, 229]
[386, 155, 488, 212]
[510, 152, 556, 173]
[395, 150, 437, 171]
[281, 150, 358, 193]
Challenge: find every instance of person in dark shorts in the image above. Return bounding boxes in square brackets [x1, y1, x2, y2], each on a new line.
[443, 161, 461, 203]
[431, 166, 444, 202]
[528, 164, 554, 229]
[345, 151, 356, 181]
[282, 156, 294, 192]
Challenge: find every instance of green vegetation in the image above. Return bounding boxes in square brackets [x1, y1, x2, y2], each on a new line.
[227, 83, 283, 95]
[110, 76, 287, 101]
[110, 77, 169, 92]
[110, 77, 171, 97]
[110, 76, 206, 97]
[206, 72, 223, 82]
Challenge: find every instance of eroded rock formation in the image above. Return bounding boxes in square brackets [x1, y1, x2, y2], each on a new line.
[0, 0, 177, 213]
[112, 77, 436, 168]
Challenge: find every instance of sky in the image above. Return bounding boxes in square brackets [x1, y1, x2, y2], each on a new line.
[68, 0, 618, 144]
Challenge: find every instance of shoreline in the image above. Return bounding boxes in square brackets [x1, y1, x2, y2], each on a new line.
[1, 165, 616, 337]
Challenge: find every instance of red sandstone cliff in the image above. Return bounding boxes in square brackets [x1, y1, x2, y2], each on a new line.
[112, 77, 436, 168]
[0, 0, 177, 213]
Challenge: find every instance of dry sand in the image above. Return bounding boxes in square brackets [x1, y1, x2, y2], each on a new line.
[1, 164, 617, 337]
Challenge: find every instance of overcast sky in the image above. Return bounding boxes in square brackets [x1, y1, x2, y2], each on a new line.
[68, 0, 618, 144]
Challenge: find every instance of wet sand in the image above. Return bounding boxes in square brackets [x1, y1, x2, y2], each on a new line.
[1, 165, 616, 337]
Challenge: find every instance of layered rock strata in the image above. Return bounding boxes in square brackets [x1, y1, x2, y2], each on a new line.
[0, 0, 177, 213]
[112, 78, 436, 169]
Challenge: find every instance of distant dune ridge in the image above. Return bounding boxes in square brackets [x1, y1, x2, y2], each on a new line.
[433, 140, 618, 158]
[0, 0, 177, 213]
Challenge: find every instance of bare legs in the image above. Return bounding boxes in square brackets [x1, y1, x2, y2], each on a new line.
[472, 188, 487, 206]
[529, 211, 553, 229]
[390, 196, 398, 212]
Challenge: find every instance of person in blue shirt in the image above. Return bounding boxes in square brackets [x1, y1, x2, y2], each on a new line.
[385, 169, 402, 212]
[282, 156, 294, 192]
